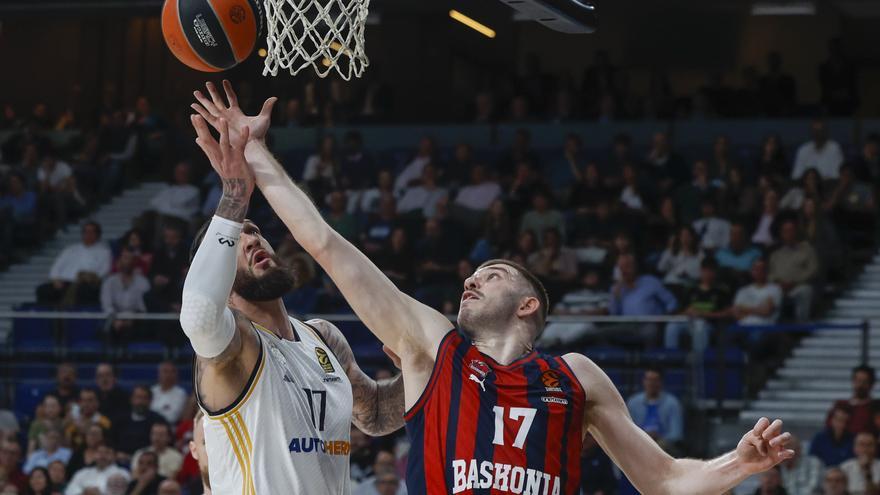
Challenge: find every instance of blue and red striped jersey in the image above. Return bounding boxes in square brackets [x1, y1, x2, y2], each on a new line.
[405, 330, 586, 495]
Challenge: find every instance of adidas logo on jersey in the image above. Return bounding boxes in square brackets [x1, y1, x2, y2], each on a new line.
[283, 373, 294, 383]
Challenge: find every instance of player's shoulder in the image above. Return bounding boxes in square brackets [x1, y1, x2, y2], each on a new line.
[560, 352, 613, 391]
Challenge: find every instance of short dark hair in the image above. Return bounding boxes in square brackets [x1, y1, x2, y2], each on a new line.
[644, 366, 664, 378]
[476, 259, 549, 325]
[853, 365, 876, 384]
[700, 257, 719, 271]
[81, 221, 102, 238]
[132, 384, 152, 400]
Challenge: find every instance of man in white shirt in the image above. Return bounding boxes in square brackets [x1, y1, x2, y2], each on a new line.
[130, 423, 183, 479]
[37, 221, 112, 306]
[65, 444, 130, 495]
[396, 165, 448, 219]
[791, 120, 844, 180]
[149, 361, 187, 424]
[692, 198, 730, 251]
[840, 432, 880, 495]
[732, 258, 783, 325]
[148, 162, 201, 223]
[393, 136, 434, 195]
[452, 165, 501, 212]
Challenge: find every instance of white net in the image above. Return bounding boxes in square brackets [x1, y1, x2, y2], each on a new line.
[262, 0, 370, 80]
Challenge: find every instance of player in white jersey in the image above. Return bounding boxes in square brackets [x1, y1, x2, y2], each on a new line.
[180, 105, 405, 494]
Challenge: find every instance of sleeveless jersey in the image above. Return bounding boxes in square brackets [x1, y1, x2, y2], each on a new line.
[405, 330, 586, 495]
[195, 317, 353, 494]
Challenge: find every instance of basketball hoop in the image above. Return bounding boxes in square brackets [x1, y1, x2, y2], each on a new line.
[262, 0, 370, 80]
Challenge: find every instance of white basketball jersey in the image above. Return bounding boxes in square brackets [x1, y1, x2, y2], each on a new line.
[197, 318, 353, 494]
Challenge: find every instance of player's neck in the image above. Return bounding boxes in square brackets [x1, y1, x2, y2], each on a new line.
[230, 296, 295, 340]
[470, 326, 533, 366]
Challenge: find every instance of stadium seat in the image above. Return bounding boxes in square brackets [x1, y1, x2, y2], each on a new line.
[12, 304, 56, 356]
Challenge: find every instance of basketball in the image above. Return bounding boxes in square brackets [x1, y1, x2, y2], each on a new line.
[161, 0, 263, 72]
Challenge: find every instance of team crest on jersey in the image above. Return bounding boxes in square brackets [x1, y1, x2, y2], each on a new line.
[315, 347, 335, 373]
[468, 360, 490, 379]
[540, 370, 563, 392]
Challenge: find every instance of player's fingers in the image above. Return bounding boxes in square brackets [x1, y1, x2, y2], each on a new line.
[748, 435, 767, 457]
[195, 138, 220, 165]
[222, 79, 239, 108]
[190, 103, 218, 126]
[259, 96, 278, 118]
[769, 431, 791, 448]
[218, 119, 230, 158]
[236, 126, 250, 150]
[751, 417, 771, 438]
[778, 449, 795, 460]
[193, 90, 220, 116]
[190, 114, 216, 143]
[762, 419, 783, 440]
[206, 81, 227, 110]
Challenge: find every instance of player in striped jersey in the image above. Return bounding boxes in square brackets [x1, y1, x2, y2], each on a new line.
[192, 80, 795, 495]
[181, 103, 405, 494]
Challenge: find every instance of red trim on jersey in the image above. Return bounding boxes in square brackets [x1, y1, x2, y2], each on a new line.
[453, 346, 482, 472]
[556, 356, 587, 494]
[404, 329, 458, 421]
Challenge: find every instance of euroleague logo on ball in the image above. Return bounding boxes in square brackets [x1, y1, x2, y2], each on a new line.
[229, 5, 246, 24]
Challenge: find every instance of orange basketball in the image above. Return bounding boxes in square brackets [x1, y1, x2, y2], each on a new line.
[161, 0, 263, 72]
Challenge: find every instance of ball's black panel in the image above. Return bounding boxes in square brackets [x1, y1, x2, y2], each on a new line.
[178, 0, 238, 69]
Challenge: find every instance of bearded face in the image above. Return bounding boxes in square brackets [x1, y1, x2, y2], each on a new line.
[232, 252, 297, 301]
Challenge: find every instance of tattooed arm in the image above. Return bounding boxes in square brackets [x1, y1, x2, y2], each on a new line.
[307, 319, 405, 436]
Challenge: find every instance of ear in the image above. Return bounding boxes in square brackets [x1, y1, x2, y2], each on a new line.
[516, 296, 540, 320]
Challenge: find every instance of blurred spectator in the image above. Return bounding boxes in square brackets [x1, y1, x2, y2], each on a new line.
[360, 195, 400, 255]
[157, 480, 181, 495]
[150, 363, 186, 425]
[28, 396, 64, 454]
[66, 425, 106, 475]
[144, 225, 187, 312]
[48, 460, 67, 493]
[664, 258, 729, 352]
[721, 166, 761, 218]
[49, 364, 79, 412]
[112, 387, 165, 462]
[37, 148, 85, 232]
[23, 429, 70, 475]
[339, 131, 377, 190]
[768, 219, 818, 321]
[819, 38, 859, 116]
[349, 427, 375, 483]
[396, 165, 447, 219]
[537, 268, 609, 348]
[732, 259, 782, 325]
[779, 435, 823, 495]
[756, 134, 790, 184]
[826, 366, 880, 435]
[125, 451, 165, 495]
[611, 253, 677, 316]
[619, 163, 648, 212]
[849, 133, 880, 183]
[657, 225, 703, 287]
[506, 162, 547, 220]
[545, 134, 583, 193]
[101, 248, 150, 352]
[821, 467, 849, 495]
[352, 451, 405, 495]
[26, 467, 52, 495]
[626, 368, 683, 451]
[709, 135, 738, 181]
[644, 131, 688, 192]
[64, 445, 128, 495]
[753, 467, 787, 495]
[113, 230, 152, 275]
[351, 169, 394, 215]
[580, 433, 615, 495]
[374, 228, 415, 292]
[445, 143, 474, 189]
[394, 137, 434, 194]
[180, 411, 209, 495]
[800, 196, 843, 279]
[568, 162, 613, 215]
[37, 222, 111, 306]
[716, 222, 762, 284]
[751, 189, 780, 247]
[792, 120, 844, 180]
[303, 135, 339, 200]
[0, 173, 38, 247]
[780, 169, 824, 211]
[759, 52, 797, 117]
[452, 165, 502, 216]
[105, 473, 130, 495]
[528, 227, 578, 293]
[675, 160, 718, 225]
[63, 390, 111, 451]
[473, 91, 496, 124]
[413, 219, 462, 309]
[323, 191, 359, 242]
[0, 440, 26, 492]
[519, 192, 565, 244]
[840, 432, 880, 495]
[472, 199, 513, 260]
[94, 364, 129, 418]
[130, 424, 182, 480]
[693, 198, 730, 251]
[496, 129, 540, 180]
[0, 409, 19, 441]
[147, 162, 199, 225]
[825, 165, 876, 252]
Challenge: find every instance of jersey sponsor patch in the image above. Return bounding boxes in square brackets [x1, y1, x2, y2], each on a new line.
[315, 347, 335, 373]
[288, 437, 350, 456]
[452, 459, 561, 495]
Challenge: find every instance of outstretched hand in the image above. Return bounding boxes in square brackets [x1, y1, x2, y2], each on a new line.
[735, 417, 794, 475]
[192, 80, 277, 145]
[191, 114, 254, 221]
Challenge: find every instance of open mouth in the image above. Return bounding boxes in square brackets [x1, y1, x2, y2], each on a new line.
[252, 250, 271, 269]
[461, 291, 479, 303]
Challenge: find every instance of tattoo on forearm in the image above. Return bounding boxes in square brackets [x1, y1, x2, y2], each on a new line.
[217, 178, 250, 221]
[308, 319, 405, 435]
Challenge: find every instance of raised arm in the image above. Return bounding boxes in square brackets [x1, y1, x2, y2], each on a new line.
[190, 81, 452, 360]
[306, 319, 404, 436]
[563, 353, 792, 495]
